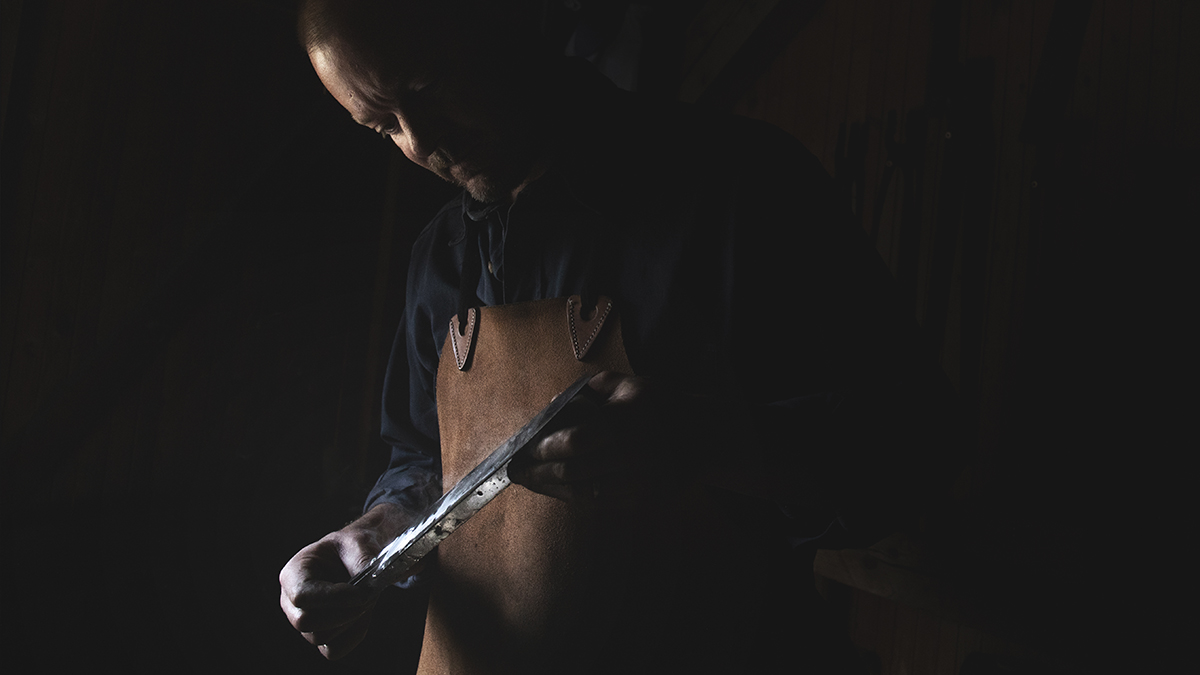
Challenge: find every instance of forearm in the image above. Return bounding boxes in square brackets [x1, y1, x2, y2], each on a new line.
[363, 444, 442, 516]
[347, 502, 413, 541]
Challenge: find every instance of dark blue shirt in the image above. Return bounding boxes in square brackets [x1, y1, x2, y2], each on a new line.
[366, 67, 961, 551]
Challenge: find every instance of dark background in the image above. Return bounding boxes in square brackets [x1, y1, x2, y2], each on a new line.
[1, 1, 457, 672]
[1, 1, 1194, 673]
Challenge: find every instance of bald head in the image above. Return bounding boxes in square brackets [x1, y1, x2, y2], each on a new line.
[298, 0, 546, 64]
[299, 0, 559, 203]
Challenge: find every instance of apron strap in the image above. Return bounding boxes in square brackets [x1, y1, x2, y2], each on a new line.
[449, 219, 484, 371]
[456, 219, 482, 333]
[578, 210, 619, 314]
[456, 188, 618, 331]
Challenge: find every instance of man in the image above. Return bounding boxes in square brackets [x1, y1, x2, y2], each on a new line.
[280, 1, 960, 672]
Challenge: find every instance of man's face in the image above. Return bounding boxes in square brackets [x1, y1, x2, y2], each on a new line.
[309, 29, 546, 203]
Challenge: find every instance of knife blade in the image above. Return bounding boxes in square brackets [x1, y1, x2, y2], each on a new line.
[349, 373, 596, 593]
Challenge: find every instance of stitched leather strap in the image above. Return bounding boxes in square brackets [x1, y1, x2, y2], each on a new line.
[566, 295, 613, 361]
[456, 219, 482, 338]
[448, 307, 478, 371]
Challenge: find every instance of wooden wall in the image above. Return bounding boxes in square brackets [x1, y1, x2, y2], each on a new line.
[714, 0, 1195, 671]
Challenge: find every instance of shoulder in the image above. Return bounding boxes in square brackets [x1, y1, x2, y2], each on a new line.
[411, 192, 468, 255]
[404, 192, 468, 331]
[407, 192, 469, 288]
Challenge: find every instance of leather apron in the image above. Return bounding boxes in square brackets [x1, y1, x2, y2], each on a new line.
[417, 296, 771, 675]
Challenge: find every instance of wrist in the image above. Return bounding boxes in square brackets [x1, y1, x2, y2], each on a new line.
[345, 502, 411, 542]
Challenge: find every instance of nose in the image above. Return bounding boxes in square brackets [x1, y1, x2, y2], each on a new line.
[396, 107, 444, 162]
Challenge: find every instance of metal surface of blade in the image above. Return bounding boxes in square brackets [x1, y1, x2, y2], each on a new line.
[349, 374, 595, 592]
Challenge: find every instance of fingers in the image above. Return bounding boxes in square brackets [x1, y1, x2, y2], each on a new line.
[587, 371, 652, 408]
[510, 372, 694, 511]
[302, 593, 372, 648]
[586, 370, 631, 398]
[508, 389, 607, 490]
[512, 469, 644, 513]
[510, 425, 642, 510]
[280, 540, 372, 610]
[510, 420, 621, 494]
[510, 458, 599, 494]
[315, 612, 372, 661]
[304, 600, 375, 661]
[516, 479, 596, 504]
[509, 372, 659, 502]
[526, 420, 612, 463]
[279, 532, 381, 659]
[280, 580, 373, 634]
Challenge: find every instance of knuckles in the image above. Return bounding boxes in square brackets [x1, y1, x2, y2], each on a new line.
[278, 519, 394, 660]
[280, 591, 322, 634]
[550, 461, 571, 483]
[551, 426, 587, 454]
[291, 609, 324, 634]
[594, 372, 653, 403]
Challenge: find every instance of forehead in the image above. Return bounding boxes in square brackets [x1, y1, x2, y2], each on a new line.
[309, 47, 380, 121]
[309, 37, 431, 121]
[316, 3, 465, 79]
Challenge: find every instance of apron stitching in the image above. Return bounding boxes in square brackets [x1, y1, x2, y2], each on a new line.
[567, 296, 613, 360]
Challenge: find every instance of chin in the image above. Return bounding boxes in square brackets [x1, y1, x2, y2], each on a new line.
[460, 172, 516, 204]
[465, 182, 510, 204]
[436, 158, 523, 204]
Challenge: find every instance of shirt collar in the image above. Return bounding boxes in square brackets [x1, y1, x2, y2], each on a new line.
[462, 195, 504, 222]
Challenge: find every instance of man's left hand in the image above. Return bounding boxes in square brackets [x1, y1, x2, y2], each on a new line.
[508, 372, 707, 510]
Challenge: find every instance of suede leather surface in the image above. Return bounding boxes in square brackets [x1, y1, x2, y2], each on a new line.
[419, 296, 775, 674]
[419, 296, 634, 675]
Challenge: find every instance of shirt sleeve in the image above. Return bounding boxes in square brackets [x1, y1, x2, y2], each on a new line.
[362, 305, 443, 517]
[362, 311, 443, 517]
[362, 227, 450, 519]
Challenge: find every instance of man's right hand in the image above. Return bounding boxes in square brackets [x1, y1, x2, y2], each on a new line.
[279, 503, 414, 660]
